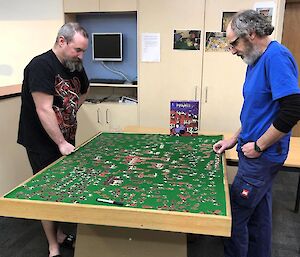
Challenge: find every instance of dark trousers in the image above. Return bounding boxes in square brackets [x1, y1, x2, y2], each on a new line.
[26, 148, 61, 174]
[224, 153, 283, 257]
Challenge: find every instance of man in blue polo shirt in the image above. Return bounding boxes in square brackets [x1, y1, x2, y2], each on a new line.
[213, 10, 300, 257]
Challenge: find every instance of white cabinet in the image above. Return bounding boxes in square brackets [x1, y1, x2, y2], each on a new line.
[67, 0, 286, 134]
[76, 85, 138, 146]
[138, 0, 205, 129]
[199, 0, 252, 133]
[100, 0, 137, 12]
[138, 0, 286, 133]
[63, 0, 99, 13]
[63, 0, 137, 13]
[76, 102, 138, 146]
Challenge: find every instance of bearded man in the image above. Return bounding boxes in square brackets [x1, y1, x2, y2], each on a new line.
[213, 10, 300, 257]
[17, 22, 90, 257]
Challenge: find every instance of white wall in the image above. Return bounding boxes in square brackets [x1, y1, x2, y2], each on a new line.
[0, 98, 32, 196]
[0, 0, 64, 195]
[0, 0, 64, 87]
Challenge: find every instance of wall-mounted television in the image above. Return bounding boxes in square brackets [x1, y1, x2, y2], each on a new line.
[92, 33, 123, 62]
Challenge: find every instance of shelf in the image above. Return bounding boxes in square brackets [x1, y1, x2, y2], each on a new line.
[87, 84, 137, 104]
[89, 83, 138, 88]
[84, 101, 137, 105]
[0, 84, 21, 100]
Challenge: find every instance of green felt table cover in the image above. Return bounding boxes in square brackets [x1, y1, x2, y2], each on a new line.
[5, 133, 227, 215]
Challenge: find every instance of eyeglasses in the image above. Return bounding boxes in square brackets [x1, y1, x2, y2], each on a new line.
[228, 36, 240, 50]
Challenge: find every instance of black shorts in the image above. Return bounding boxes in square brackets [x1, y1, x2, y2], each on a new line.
[26, 149, 62, 174]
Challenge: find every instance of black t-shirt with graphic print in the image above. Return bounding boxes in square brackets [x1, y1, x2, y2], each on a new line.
[17, 50, 89, 153]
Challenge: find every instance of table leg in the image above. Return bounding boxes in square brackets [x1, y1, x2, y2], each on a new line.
[74, 224, 187, 257]
[294, 173, 300, 213]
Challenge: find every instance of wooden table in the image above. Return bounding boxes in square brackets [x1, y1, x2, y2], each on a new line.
[0, 131, 231, 257]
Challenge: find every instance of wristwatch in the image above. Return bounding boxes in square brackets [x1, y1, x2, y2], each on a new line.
[254, 141, 263, 153]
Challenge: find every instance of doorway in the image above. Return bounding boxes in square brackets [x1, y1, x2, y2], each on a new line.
[282, 0, 300, 136]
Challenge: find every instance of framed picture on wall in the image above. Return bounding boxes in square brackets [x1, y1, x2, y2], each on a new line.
[221, 12, 236, 32]
[254, 2, 276, 26]
[173, 30, 201, 50]
[205, 32, 229, 52]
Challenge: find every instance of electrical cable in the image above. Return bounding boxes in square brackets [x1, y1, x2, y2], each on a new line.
[100, 61, 132, 83]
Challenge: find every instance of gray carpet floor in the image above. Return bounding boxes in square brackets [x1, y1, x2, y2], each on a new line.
[0, 171, 299, 257]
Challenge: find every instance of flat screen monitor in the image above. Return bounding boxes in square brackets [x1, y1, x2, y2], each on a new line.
[92, 33, 122, 61]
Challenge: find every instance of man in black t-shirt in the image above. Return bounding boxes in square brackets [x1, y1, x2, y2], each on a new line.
[17, 22, 90, 257]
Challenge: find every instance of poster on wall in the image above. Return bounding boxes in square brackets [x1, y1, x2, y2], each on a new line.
[254, 2, 276, 26]
[205, 32, 229, 52]
[141, 33, 160, 62]
[221, 12, 237, 32]
[173, 30, 201, 50]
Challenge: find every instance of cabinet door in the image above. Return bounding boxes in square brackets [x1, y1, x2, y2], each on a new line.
[64, 0, 136, 13]
[138, 0, 205, 128]
[100, 103, 138, 132]
[200, 0, 252, 133]
[100, 0, 137, 12]
[76, 103, 103, 146]
[200, 0, 285, 133]
[76, 103, 138, 146]
[63, 0, 100, 13]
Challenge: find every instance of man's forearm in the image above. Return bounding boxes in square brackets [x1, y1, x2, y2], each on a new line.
[36, 107, 67, 146]
[231, 128, 241, 143]
[256, 124, 286, 151]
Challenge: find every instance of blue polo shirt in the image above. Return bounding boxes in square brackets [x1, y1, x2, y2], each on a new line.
[238, 41, 299, 163]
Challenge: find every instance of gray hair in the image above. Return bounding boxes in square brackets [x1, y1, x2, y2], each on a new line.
[56, 22, 89, 43]
[230, 9, 274, 38]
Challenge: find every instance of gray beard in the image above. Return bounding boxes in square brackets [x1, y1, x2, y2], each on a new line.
[64, 59, 83, 72]
[242, 43, 262, 65]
